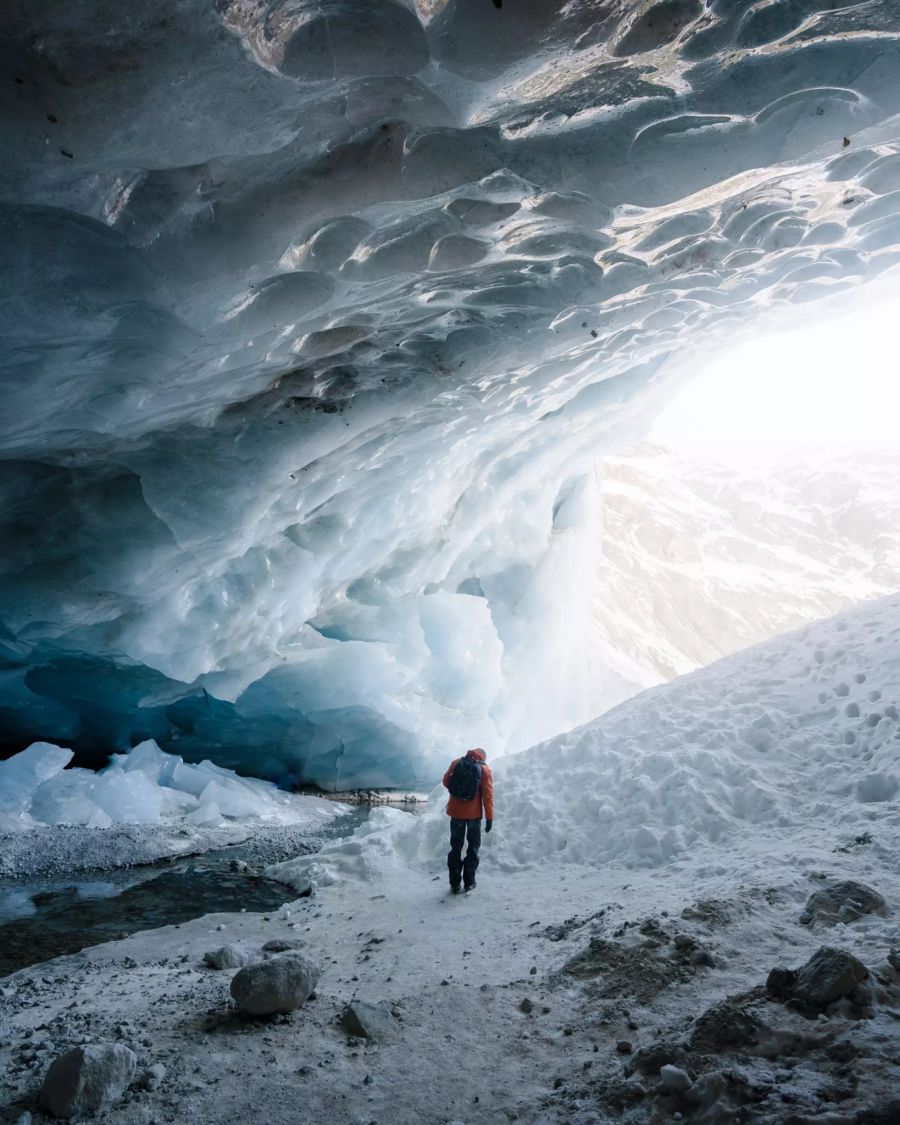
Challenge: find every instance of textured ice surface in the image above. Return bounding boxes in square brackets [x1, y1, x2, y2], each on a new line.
[0, 740, 343, 832]
[4, 2, 900, 785]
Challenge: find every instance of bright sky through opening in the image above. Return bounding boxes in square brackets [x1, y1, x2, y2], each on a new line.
[652, 277, 900, 462]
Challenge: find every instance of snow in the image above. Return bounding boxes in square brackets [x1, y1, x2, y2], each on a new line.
[3, 596, 900, 1123]
[0, 740, 345, 835]
[269, 589, 900, 888]
[5, 3, 900, 786]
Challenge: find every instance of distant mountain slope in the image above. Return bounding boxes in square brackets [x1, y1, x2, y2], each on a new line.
[593, 445, 900, 680]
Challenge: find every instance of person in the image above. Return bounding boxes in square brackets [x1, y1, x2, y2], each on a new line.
[442, 747, 493, 894]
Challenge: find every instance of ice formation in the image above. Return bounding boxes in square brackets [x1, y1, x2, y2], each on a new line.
[269, 590, 900, 890]
[0, 740, 343, 833]
[4, 2, 900, 786]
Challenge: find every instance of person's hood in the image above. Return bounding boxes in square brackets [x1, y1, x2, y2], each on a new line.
[466, 748, 487, 763]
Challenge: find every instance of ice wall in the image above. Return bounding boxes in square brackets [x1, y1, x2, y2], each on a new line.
[3, 1, 900, 787]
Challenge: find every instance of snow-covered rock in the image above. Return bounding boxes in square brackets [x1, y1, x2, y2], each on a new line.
[4, 2, 900, 787]
[800, 880, 888, 927]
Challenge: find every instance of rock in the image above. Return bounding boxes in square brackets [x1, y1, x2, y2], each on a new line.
[766, 967, 795, 999]
[15, 1113, 32, 1125]
[262, 938, 304, 953]
[793, 947, 868, 1007]
[689, 997, 762, 1051]
[203, 945, 245, 970]
[768, 946, 870, 1009]
[340, 1000, 396, 1041]
[616, 1040, 633, 1054]
[39, 1043, 136, 1119]
[230, 953, 320, 1016]
[519, 998, 534, 1014]
[888, 948, 900, 973]
[659, 1064, 692, 1093]
[632, 1043, 685, 1077]
[800, 881, 887, 926]
[141, 1063, 166, 1091]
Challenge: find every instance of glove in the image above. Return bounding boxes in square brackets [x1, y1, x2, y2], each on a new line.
[484, 819, 492, 833]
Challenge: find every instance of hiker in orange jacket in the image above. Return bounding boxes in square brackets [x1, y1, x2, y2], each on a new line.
[442, 748, 493, 894]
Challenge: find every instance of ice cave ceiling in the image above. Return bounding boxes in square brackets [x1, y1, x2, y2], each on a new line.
[2, 0, 900, 788]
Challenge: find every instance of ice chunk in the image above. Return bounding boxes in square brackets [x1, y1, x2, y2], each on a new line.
[31, 767, 110, 829]
[2, 740, 344, 832]
[0, 743, 74, 826]
[90, 771, 166, 824]
[108, 739, 178, 786]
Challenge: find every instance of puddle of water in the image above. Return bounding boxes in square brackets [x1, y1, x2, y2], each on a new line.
[0, 867, 290, 977]
[0, 807, 388, 977]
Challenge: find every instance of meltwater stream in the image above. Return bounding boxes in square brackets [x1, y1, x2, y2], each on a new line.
[0, 809, 381, 977]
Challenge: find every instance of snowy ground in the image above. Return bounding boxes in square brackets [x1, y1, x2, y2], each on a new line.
[0, 823, 255, 881]
[3, 594, 900, 1123]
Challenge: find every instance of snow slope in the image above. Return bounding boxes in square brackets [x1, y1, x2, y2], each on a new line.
[270, 589, 900, 888]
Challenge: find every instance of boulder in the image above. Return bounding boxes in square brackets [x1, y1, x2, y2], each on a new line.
[39, 1043, 136, 1119]
[230, 953, 320, 1016]
[769, 946, 869, 1010]
[793, 946, 868, 1007]
[340, 1000, 396, 1041]
[766, 966, 795, 999]
[203, 945, 245, 970]
[262, 938, 305, 953]
[141, 1063, 166, 1091]
[800, 881, 887, 926]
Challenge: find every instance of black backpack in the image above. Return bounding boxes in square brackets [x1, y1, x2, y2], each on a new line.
[448, 757, 482, 801]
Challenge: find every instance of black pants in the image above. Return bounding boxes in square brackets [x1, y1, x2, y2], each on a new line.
[448, 817, 481, 888]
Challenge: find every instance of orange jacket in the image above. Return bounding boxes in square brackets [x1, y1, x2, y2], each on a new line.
[443, 749, 493, 820]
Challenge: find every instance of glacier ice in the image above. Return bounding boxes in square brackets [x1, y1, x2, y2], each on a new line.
[0, 740, 343, 833]
[3, 2, 900, 786]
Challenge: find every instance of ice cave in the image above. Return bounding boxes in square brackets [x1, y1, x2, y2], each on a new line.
[3, 2, 900, 1123]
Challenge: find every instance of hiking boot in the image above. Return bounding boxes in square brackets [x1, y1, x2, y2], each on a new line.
[464, 880, 476, 892]
[450, 883, 461, 895]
